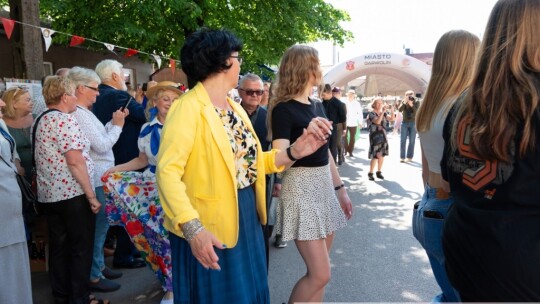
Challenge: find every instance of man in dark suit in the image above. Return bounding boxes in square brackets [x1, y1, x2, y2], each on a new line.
[93, 59, 147, 269]
[321, 84, 347, 165]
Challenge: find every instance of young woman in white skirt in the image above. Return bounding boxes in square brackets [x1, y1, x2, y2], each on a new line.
[268, 44, 353, 303]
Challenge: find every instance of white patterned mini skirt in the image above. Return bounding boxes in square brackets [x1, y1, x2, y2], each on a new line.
[276, 164, 347, 241]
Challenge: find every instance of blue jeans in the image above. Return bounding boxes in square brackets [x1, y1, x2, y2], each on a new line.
[90, 187, 109, 280]
[413, 185, 460, 302]
[400, 121, 416, 159]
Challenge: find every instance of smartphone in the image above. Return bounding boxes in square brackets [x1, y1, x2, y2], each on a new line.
[141, 83, 148, 92]
[423, 210, 444, 219]
[121, 96, 133, 110]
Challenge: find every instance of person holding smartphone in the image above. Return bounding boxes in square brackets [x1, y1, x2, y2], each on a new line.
[398, 90, 419, 162]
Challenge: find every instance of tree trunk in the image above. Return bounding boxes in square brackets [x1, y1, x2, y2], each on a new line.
[9, 0, 44, 80]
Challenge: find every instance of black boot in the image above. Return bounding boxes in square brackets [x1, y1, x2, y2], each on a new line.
[376, 171, 384, 179]
[368, 172, 374, 181]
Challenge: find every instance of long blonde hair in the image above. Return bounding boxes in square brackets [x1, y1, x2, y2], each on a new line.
[267, 45, 322, 140]
[416, 30, 480, 132]
[452, 0, 540, 162]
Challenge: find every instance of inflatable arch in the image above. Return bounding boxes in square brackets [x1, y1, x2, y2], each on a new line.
[323, 53, 432, 94]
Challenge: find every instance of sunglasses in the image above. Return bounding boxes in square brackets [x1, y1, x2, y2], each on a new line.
[12, 86, 28, 98]
[238, 88, 264, 97]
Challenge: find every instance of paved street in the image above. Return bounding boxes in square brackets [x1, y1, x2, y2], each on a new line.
[32, 132, 439, 303]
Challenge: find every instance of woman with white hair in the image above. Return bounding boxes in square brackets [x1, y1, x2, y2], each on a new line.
[69, 66, 128, 293]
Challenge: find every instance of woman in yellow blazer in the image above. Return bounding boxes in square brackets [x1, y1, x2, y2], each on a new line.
[156, 28, 331, 304]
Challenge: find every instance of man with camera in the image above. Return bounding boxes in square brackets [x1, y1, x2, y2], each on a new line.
[398, 90, 420, 162]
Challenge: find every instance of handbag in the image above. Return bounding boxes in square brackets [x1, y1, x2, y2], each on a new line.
[16, 172, 39, 215]
[0, 154, 38, 216]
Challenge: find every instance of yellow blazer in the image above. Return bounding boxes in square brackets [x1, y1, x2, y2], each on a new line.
[157, 82, 283, 247]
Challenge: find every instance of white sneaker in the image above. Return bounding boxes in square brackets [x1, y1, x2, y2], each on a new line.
[406, 158, 412, 162]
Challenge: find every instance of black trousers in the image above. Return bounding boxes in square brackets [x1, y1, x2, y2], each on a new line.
[329, 124, 339, 164]
[41, 195, 95, 304]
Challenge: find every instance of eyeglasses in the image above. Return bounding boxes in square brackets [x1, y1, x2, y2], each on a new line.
[84, 85, 99, 92]
[230, 55, 243, 65]
[238, 88, 264, 97]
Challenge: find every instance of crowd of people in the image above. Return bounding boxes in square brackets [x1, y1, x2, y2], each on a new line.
[1, 0, 539, 302]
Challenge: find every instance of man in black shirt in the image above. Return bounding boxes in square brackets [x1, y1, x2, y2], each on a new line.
[321, 84, 347, 165]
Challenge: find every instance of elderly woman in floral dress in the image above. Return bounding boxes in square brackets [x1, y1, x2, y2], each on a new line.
[102, 81, 182, 304]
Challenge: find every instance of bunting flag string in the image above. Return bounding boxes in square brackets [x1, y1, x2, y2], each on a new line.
[1, 17, 179, 68]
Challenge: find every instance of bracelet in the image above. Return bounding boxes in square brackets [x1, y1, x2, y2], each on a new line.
[334, 183, 345, 191]
[286, 146, 298, 161]
[182, 219, 205, 242]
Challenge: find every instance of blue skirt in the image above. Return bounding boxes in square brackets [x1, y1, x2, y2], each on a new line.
[171, 186, 269, 304]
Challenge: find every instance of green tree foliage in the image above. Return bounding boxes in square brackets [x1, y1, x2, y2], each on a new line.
[36, 0, 352, 75]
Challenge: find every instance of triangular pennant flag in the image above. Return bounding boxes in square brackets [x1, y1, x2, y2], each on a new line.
[124, 48, 138, 57]
[41, 28, 55, 52]
[70, 35, 85, 47]
[104, 43, 115, 52]
[152, 55, 162, 69]
[1, 18, 15, 40]
[170, 59, 176, 75]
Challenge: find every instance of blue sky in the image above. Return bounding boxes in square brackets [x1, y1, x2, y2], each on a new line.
[316, 0, 498, 66]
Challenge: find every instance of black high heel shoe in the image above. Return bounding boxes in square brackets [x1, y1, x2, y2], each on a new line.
[368, 172, 374, 181]
[376, 171, 384, 179]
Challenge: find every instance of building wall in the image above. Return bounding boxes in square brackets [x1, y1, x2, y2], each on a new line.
[0, 35, 154, 85]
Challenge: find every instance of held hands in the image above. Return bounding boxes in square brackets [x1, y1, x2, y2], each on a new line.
[290, 117, 332, 159]
[307, 117, 333, 141]
[188, 229, 225, 270]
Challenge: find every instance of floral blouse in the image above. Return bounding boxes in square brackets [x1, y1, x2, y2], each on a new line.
[215, 108, 258, 189]
[35, 110, 94, 203]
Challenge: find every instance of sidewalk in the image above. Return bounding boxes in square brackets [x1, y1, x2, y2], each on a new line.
[32, 256, 164, 304]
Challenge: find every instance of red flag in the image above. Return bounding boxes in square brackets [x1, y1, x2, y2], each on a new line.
[70, 35, 85, 47]
[1, 18, 15, 40]
[170, 59, 176, 75]
[124, 48, 138, 57]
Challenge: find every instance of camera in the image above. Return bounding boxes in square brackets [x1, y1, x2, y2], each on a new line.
[408, 96, 415, 101]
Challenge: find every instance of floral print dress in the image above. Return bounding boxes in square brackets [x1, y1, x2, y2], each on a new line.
[102, 118, 172, 292]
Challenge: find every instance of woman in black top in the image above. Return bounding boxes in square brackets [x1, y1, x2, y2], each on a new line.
[269, 44, 353, 303]
[441, 0, 540, 301]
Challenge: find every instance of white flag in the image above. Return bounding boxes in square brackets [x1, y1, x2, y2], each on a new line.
[41, 28, 55, 52]
[153, 55, 162, 69]
[104, 43, 115, 52]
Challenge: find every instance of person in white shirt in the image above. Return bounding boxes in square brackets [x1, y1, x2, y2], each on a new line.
[344, 90, 362, 157]
[69, 67, 128, 294]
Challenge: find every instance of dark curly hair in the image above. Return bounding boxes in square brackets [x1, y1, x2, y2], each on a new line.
[181, 28, 243, 89]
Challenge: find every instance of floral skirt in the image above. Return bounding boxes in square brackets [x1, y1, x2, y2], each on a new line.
[103, 171, 172, 291]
